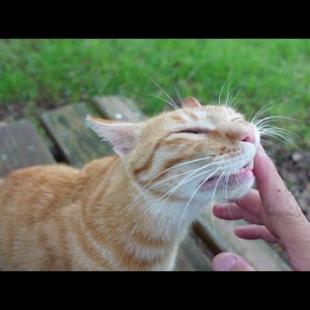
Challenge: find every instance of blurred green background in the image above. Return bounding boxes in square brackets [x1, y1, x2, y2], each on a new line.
[0, 39, 309, 147]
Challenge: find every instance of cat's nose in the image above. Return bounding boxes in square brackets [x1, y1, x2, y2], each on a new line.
[239, 126, 256, 144]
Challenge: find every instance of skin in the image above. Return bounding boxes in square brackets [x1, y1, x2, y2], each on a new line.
[212, 144, 310, 271]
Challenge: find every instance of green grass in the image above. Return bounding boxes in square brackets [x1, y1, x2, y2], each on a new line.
[0, 39, 309, 147]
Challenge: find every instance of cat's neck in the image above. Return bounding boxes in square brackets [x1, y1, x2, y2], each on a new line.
[79, 157, 190, 247]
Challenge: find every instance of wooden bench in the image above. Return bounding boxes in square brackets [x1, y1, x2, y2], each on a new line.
[0, 96, 291, 271]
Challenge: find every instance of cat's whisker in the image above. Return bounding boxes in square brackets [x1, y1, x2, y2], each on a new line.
[148, 94, 179, 110]
[254, 115, 298, 124]
[223, 174, 235, 223]
[224, 83, 233, 107]
[150, 163, 223, 206]
[140, 164, 222, 214]
[149, 165, 219, 240]
[223, 81, 239, 109]
[253, 118, 298, 132]
[259, 129, 298, 148]
[173, 81, 183, 107]
[216, 171, 225, 199]
[257, 123, 298, 140]
[126, 164, 215, 239]
[224, 174, 229, 202]
[218, 82, 225, 106]
[251, 105, 299, 149]
[127, 161, 225, 243]
[262, 132, 293, 144]
[149, 78, 179, 110]
[229, 96, 239, 108]
[250, 102, 275, 124]
[248, 100, 274, 124]
[250, 101, 281, 124]
[224, 84, 234, 108]
[218, 72, 232, 106]
[148, 160, 219, 191]
[209, 171, 225, 212]
[126, 156, 215, 211]
[128, 168, 204, 213]
[125, 155, 228, 246]
[129, 155, 211, 192]
[177, 168, 220, 233]
[202, 172, 223, 228]
[259, 126, 298, 139]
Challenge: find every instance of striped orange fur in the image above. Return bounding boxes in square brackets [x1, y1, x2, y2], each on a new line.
[0, 98, 259, 270]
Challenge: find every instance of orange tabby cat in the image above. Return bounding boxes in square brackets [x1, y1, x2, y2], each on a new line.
[0, 98, 259, 271]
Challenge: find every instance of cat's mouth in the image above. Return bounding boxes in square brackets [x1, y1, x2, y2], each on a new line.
[200, 160, 254, 190]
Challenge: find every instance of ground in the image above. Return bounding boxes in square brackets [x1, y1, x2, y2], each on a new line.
[0, 39, 309, 215]
[266, 145, 310, 219]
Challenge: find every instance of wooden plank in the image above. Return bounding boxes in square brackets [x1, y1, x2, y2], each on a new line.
[92, 96, 213, 271]
[41, 103, 112, 168]
[174, 247, 195, 271]
[175, 231, 213, 271]
[0, 119, 55, 177]
[175, 230, 213, 271]
[93, 96, 146, 122]
[196, 209, 291, 271]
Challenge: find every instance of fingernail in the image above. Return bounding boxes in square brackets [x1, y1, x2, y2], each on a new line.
[216, 254, 237, 271]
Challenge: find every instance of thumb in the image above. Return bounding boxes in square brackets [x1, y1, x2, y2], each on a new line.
[212, 252, 255, 271]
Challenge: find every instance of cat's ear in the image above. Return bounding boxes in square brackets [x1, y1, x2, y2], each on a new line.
[85, 116, 140, 156]
[181, 97, 201, 108]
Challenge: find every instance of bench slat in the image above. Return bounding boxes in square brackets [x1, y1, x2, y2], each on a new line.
[176, 230, 213, 271]
[197, 212, 291, 271]
[93, 96, 146, 122]
[0, 119, 55, 177]
[41, 103, 112, 167]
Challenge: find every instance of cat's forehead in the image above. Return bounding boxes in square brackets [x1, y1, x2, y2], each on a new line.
[142, 105, 245, 136]
[165, 105, 243, 125]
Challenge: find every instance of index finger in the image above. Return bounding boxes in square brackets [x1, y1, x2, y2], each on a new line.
[254, 144, 302, 218]
[253, 144, 310, 249]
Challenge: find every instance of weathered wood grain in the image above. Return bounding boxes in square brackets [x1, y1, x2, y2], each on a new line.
[0, 119, 55, 177]
[41, 103, 112, 167]
[93, 96, 146, 122]
[175, 230, 213, 271]
[197, 209, 291, 271]
[174, 246, 196, 271]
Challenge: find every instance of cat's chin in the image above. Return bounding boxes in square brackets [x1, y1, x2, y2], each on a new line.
[199, 167, 255, 202]
[216, 176, 255, 203]
[200, 167, 254, 190]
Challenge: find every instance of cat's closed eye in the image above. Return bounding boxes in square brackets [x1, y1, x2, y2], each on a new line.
[231, 116, 243, 122]
[177, 128, 209, 134]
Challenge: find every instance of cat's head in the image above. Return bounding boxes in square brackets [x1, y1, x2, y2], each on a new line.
[86, 98, 259, 209]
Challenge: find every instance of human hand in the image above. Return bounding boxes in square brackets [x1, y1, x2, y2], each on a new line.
[212, 144, 310, 271]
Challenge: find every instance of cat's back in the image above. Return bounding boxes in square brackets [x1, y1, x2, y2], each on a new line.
[0, 157, 118, 270]
[0, 164, 83, 269]
[0, 156, 116, 229]
[0, 164, 81, 211]
[0, 164, 85, 233]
